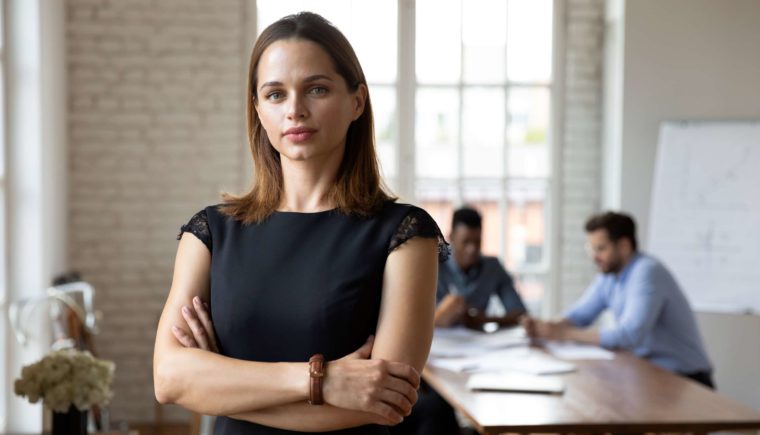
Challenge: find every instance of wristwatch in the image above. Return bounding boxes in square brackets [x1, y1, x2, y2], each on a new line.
[308, 353, 326, 405]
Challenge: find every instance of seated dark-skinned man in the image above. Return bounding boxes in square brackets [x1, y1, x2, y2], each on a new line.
[392, 206, 528, 435]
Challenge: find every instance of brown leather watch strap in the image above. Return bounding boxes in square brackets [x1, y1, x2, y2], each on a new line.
[308, 354, 326, 405]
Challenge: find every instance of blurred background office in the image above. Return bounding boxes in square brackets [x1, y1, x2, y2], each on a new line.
[1, 0, 759, 431]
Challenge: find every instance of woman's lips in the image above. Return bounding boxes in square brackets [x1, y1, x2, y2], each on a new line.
[284, 127, 316, 143]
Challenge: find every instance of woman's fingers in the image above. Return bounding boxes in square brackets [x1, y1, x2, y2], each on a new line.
[175, 300, 218, 353]
[367, 361, 418, 419]
[322, 357, 420, 425]
[171, 325, 198, 348]
[342, 335, 374, 361]
[367, 360, 419, 410]
[377, 386, 414, 416]
[353, 335, 374, 359]
[384, 375, 418, 408]
[181, 305, 211, 350]
[384, 361, 421, 389]
[369, 401, 404, 425]
[192, 297, 219, 352]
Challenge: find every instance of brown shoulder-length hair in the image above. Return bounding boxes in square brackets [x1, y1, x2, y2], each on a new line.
[219, 12, 396, 224]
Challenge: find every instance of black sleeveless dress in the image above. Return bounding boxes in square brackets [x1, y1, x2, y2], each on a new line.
[178, 201, 448, 434]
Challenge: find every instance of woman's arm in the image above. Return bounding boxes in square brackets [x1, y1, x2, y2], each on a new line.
[230, 403, 397, 431]
[177, 308, 414, 429]
[232, 237, 439, 430]
[156, 234, 420, 421]
[226, 345, 412, 430]
[153, 234, 311, 415]
[174, 236, 439, 430]
[372, 237, 439, 371]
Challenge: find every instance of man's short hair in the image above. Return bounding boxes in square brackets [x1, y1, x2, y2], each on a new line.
[585, 211, 638, 251]
[452, 206, 482, 230]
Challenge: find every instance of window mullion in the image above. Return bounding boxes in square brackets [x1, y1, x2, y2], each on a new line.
[501, 84, 510, 265]
[547, 0, 564, 317]
[501, 1, 511, 265]
[456, 0, 464, 206]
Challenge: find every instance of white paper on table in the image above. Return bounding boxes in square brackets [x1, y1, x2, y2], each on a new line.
[499, 353, 577, 375]
[428, 347, 577, 375]
[428, 342, 490, 358]
[429, 326, 529, 358]
[428, 347, 529, 372]
[473, 327, 529, 348]
[466, 371, 566, 394]
[544, 341, 615, 360]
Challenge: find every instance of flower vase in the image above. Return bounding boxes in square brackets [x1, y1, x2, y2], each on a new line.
[52, 406, 88, 435]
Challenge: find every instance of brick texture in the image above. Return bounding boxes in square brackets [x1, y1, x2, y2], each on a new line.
[558, 0, 605, 309]
[66, 0, 246, 422]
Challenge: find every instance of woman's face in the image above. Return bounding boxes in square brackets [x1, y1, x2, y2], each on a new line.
[254, 39, 366, 164]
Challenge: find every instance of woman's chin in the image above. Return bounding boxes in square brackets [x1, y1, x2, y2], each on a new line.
[278, 144, 343, 164]
[280, 150, 314, 162]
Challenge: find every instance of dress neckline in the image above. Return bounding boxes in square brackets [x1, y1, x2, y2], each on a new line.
[272, 207, 339, 215]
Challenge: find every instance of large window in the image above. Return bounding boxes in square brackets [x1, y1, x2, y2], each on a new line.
[415, 0, 554, 313]
[256, 0, 555, 313]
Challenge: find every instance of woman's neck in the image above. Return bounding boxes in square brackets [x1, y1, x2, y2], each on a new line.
[278, 152, 342, 213]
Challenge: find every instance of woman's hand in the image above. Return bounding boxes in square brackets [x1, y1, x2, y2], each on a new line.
[323, 336, 420, 425]
[172, 296, 219, 353]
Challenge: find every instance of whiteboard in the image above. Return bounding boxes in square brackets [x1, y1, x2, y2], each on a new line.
[648, 122, 760, 314]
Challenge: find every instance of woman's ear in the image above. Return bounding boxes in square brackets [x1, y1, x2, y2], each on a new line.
[352, 83, 368, 121]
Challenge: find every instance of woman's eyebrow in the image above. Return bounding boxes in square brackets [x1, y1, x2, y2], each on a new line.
[303, 74, 334, 83]
[259, 75, 334, 91]
[259, 80, 282, 91]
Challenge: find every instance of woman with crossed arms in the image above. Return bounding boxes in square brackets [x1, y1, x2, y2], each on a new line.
[153, 12, 448, 434]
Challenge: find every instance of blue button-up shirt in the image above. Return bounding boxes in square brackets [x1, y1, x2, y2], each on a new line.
[437, 255, 526, 314]
[565, 253, 712, 374]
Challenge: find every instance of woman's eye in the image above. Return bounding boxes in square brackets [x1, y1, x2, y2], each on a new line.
[266, 91, 283, 101]
[309, 86, 328, 96]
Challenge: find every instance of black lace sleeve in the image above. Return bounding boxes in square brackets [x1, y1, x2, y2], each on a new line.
[177, 209, 211, 252]
[388, 207, 450, 263]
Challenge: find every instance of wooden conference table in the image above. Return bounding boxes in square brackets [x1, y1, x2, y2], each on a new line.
[423, 351, 760, 434]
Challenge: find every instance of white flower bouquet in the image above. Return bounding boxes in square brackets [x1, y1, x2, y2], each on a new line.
[14, 349, 115, 413]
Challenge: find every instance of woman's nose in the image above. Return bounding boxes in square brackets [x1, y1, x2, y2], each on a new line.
[286, 93, 308, 120]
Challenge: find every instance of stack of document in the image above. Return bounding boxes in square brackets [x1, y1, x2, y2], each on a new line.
[544, 341, 615, 360]
[429, 326, 529, 358]
[428, 327, 615, 375]
[429, 346, 577, 375]
[427, 327, 618, 396]
[428, 327, 577, 375]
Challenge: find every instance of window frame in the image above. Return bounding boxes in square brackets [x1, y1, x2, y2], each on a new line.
[401, 0, 561, 315]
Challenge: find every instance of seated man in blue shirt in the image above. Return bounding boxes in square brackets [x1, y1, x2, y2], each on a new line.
[435, 207, 527, 329]
[522, 211, 714, 388]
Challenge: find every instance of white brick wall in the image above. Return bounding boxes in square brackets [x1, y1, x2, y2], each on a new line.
[67, 0, 246, 423]
[558, 0, 605, 310]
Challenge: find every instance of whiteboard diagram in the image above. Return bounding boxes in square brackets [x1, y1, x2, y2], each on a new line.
[648, 122, 760, 314]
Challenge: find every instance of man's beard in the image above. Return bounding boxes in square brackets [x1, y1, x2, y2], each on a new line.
[602, 257, 623, 274]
